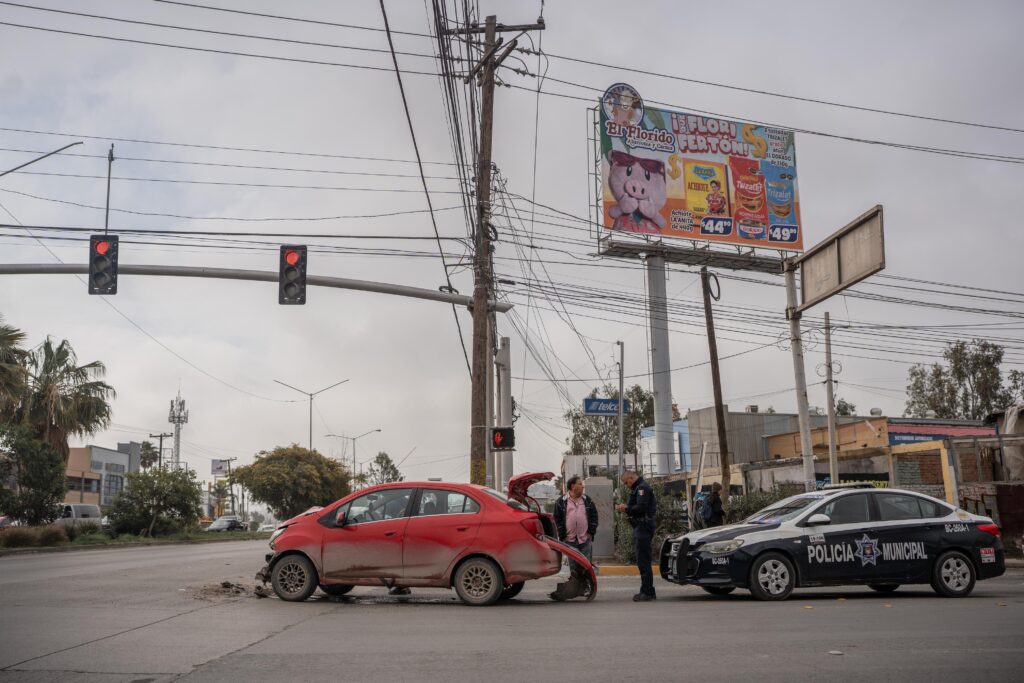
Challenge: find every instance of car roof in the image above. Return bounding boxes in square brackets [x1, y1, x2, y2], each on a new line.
[810, 487, 949, 502]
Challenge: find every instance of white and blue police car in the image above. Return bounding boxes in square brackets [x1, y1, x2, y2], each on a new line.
[660, 485, 1005, 600]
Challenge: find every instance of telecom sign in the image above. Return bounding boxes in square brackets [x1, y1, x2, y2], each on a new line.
[598, 83, 804, 251]
[583, 398, 631, 416]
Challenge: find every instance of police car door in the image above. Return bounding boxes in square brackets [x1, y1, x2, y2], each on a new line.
[870, 492, 934, 582]
[801, 493, 878, 584]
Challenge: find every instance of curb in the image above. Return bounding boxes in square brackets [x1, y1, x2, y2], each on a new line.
[0, 535, 269, 557]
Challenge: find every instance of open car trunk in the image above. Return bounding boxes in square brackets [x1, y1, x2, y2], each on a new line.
[507, 471, 557, 537]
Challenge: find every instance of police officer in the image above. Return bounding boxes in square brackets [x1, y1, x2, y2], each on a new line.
[616, 470, 657, 601]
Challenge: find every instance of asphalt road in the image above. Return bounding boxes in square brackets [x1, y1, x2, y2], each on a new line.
[1, 540, 1022, 682]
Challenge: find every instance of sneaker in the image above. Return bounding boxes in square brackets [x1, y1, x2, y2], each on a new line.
[632, 592, 656, 602]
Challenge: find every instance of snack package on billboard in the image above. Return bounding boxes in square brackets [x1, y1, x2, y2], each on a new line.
[729, 157, 768, 241]
[683, 160, 730, 225]
[762, 162, 801, 245]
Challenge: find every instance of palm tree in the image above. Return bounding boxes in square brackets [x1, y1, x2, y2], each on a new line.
[0, 316, 28, 418]
[139, 440, 160, 469]
[212, 481, 230, 517]
[20, 337, 115, 463]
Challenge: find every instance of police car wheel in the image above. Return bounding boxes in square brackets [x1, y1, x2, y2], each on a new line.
[867, 583, 899, 593]
[701, 586, 736, 596]
[749, 552, 795, 601]
[931, 551, 976, 598]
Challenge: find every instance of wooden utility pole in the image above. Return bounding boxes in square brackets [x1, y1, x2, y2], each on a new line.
[451, 14, 544, 486]
[700, 267, 731, 496]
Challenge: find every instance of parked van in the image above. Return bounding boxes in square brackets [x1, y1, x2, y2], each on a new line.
[55, 503, 103, 526]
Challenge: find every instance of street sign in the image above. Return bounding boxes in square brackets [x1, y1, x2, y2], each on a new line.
[211, 459, 228, 476]
[794, 205, 884, 314]
[583, 398, 631, 416]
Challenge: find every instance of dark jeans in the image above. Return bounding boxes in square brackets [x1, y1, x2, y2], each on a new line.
[634, 530, 654, 596]
[565, 537, 592, 577]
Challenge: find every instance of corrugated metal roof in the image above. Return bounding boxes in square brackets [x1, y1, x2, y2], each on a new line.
[889, 424, 994, 437]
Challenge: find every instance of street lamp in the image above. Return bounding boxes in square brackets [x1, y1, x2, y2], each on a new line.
[326, 429, 381, 485]
[274, 378, 349, 451]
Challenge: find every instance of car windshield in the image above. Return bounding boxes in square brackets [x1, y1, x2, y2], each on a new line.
[484, 489, 527, 511]
[745, 494, 827, 524]
[208, 520, 228, 529]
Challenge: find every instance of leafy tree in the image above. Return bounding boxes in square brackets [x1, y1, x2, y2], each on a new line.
[0, 316, 28, 417]
[905, 340, 1022, 420]
[249, 510, 266, 526]
[835, 397, 856, 417]
[563, 384, 657, 458]
[109, 467, 201, 536]
[18, 338, 115, 463]
[139, 440, 160, 469]
[0, 424, 66, 525]
[211, 481, 230, 516]
[230, 445, 354, 520]
[366, 451, 403, 485]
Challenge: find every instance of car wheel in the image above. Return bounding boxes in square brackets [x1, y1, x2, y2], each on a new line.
[931, 550, 976, 598]
[701, 585, 736, 596]
[271, 555, 318, 602]
[867, 583, 899, 593]
[749, 552, 796, 601]
[319, 583, 354, 597]
[454, 557, 503, 606]
[499, 582, 525, 600]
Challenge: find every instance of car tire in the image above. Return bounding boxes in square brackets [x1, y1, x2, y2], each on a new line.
[931, 550, 976, 598]
[271, 555, 318, 602]
[453, 557, 503, 606]
[319, 583, 354, 597]
[867, 583, 899, 593]
[499, 582, 525, 600]
[749, 552, 796, 601]
[701, 585, 736, 596]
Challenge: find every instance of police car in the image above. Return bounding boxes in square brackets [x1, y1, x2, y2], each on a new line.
[660, 485, 1005, 600]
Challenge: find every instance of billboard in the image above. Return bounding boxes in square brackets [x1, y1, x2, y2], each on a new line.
[599, 83, 804, 251]
[211, 459, 228, 476]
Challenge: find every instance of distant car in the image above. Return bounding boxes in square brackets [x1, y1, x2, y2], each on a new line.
[0, 515, 16, 531]
[54, 504, 103, 527]
[660, 486, 1005, 600]
[257, 524, 277, 533]
[256, 473, 596, 606]
[206, 517, 247, 532]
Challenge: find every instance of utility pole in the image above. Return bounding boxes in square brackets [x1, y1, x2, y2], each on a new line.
[273, 378, 349, 451]
[616, 341, 625, 481]
[495, 337, 513, 490]
[701, 267, 731, 496]
[222, 457, 237, 515]
[104, 144, 114, 233]
[453, 14, 545, 486]
[784, 259, 816, 492]
[149, 432, 172, 468]
[824, 312, 839, 484]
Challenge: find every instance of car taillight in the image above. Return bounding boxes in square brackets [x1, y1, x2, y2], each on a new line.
[978, 523, 1001, 538]
[520, 518, 544, 539]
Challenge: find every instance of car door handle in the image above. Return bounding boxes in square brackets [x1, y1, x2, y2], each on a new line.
[456, 526, 469, 532]
[384, 531, 397, 537]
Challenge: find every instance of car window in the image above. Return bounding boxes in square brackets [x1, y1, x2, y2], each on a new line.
[877, 493, 924, 521]
[745, 494, 826, 524]
[341, 488, 414, 524]
[918, 498, 951, 518]
[818, 493, 871, 525]
[416, 489, 481, 516]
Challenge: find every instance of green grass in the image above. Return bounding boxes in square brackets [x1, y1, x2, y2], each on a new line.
[1, 527, 271, 551]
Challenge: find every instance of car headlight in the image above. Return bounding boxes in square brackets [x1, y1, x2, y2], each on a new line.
[702, 539, 744, 554]
[269, 527, 286, 548]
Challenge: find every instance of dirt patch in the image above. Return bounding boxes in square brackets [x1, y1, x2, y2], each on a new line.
[192, 580, 272, 601]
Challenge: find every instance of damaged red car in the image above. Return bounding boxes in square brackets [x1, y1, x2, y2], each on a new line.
[256, 473, 596, 606]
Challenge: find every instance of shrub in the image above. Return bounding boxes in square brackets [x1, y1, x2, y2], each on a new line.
[73, 531, 111, 545]
[63, 521, 100, 542]
[36, 525, 67, 546]
[1, 527, 38, 548]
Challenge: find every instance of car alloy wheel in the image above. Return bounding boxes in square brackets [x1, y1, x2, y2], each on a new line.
[271, 555, 318, 602]
[932, 551, 976, 598]
[750, 552, 795, 601]
[454, 558, 503, 606]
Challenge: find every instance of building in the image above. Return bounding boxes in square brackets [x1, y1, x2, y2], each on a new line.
[639, 419, 689, 472]
[65, 442, 143, 508]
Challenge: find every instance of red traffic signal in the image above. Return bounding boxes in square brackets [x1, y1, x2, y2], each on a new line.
[88, 234, 119, 295]
[491, 427, 515, 451]
[278, 245, 307, 305]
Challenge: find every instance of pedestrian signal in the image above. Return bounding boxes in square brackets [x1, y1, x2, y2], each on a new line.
[491, 427, 515, 450]
[88, 234, 119, 295]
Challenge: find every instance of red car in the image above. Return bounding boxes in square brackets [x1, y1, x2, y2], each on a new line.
[256, 473, 596, 606]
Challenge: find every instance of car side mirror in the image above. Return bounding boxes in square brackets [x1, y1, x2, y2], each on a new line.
[806, 513, 831, 526]
[338, 511, 349, 527]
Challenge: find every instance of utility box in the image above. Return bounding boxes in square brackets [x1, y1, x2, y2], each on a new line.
[584, 477, 615, 559]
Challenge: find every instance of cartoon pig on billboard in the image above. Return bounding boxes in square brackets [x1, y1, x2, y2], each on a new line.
[607, 150, 667, 233]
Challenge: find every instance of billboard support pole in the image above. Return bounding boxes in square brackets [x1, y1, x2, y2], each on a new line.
[701, 267, 731, 497]
[785, 259, 816, 491]
[646, 255, 673, 476]
[825, 312, 839, 485]
[617, 340, 625, 483]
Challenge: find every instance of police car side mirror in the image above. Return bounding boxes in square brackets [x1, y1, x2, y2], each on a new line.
[806, 513, 831, 526]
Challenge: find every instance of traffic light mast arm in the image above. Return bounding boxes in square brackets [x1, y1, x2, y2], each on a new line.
[0, 262, 514, 311]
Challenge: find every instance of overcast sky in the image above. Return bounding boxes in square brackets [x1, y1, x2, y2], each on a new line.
[2, 0, 1022, 488]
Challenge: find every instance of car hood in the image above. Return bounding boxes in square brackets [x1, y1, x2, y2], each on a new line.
[671, 521, 783, 545]
[280, 505, 325, 527]
[508, 472, 554, 507]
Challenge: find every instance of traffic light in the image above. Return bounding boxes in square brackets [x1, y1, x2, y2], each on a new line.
[278, 245, 307, 305]
[491, 427, 515, 450]
[88, 234, 119, 295]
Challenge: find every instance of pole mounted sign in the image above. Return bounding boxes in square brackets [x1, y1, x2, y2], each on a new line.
[583, 398, 631, 416]
[211, 459, 228, 476]
[792, 205, 885, 314]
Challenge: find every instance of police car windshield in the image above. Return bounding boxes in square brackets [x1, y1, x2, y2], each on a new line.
[745, 494, 824, 524]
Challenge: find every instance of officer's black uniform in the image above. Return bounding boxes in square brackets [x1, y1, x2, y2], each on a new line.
[625, 476, 657, 599]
